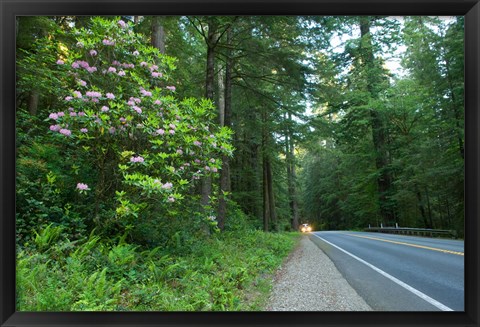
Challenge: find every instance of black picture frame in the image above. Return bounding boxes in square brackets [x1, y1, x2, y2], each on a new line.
[1, 0, 478, 326]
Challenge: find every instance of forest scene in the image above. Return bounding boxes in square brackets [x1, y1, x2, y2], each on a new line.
[15, 15, 464, 311]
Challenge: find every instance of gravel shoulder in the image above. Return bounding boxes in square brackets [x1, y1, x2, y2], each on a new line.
[266, 234, 372, 311]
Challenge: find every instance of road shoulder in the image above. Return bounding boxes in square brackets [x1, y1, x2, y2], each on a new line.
[266, 234, 372, 311]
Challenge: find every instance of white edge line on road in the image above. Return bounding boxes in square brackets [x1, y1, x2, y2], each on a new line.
[312, 233, 454, 312]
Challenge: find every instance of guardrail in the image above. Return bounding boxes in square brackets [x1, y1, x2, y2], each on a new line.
[365, 226, 458, 239]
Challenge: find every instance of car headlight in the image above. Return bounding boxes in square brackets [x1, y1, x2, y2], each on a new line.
[307, 227, 312, 232]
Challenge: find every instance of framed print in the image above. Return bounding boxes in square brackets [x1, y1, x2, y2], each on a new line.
[1, 0, 479, 326]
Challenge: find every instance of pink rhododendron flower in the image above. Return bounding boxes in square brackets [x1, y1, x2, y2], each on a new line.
[195, 159, 201, 164]
[71, 62, 80, 69]
[76, 42, 84, 48]
[169, 129, 175, 135]
[106, 93, 115, 99]
[133, 106, 142, 114]
[80, 128, 88, 133]
[107, 67, 117, 73]
[130, 156, 144, 163]
[161, 182, 173, 190]
[212, 167, 218, 173]
[49, 113, 59, 120]
[210, 158, 215, 163]
[193, 140, 202, 146]
[78, 61, 89, 68]
[78, 112, 86, 117]
[59, 128, 72, 136]
[109, 127, 116, 134]
[140, 62, 148, 67]
[49, 125, 61, 131]
[157, 129, 165, 135]
[101, 106, 109, 112]
[57, 112, 65, 117]
[154, 100, 162, 105]
[103, 39, 115, 46]
[169, 123, 176, 129]
[167, 196, 175, 203]
[133, 50, 140, 56]
[151, 72, 162, 78]
[76, 183, 89, 190]
[118, 70, 126, 76]
[150, 64, 159, 71]
[119, 117, 126, 123]
[73, 91, 82, 98]
[140, 89, 152, 97]
[56, 59, 64, 65]
[177, 149, 184, 155]
[166, 86, 176, 91]
[78, 80, 87, 87]
[87, 67, 97, 73]
[90, 50, 97, 56]
[112, 60, 120, 66]
[118, 20, 126, 28]
[86, 91, 102, 98]
[70, 112, 77, 117]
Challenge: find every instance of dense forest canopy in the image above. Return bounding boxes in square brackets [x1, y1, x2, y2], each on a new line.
[16, 15, 464, 244]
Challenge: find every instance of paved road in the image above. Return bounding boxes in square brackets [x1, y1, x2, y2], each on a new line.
[309, 231, 464, 311]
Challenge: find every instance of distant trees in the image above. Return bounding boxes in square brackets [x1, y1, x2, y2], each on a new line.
[301, 16, 464, 237]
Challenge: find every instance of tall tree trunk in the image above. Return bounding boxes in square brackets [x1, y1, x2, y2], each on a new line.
[262, 110, 269, 231]
[217, 63, 225, 126]
[415, 185, 428, 228]
[28, 89, 39, 116]
[201, 18, 218, 207]
[263, 154, 270, 232]
[151, 16, 166, 54]
[359, 17, 395, 226]
[425, 187, 434, 229]
[261, 110, 277, 232]
[266, 155, 278, 231]
[286, 114, 299, 231]
[217, 27, 233, 231]
[444, 58, 464, 160]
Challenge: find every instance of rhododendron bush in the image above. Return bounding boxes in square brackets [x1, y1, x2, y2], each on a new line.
[33, 17, 233, 240]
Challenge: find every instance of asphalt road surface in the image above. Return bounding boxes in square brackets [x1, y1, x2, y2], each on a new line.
[309, 231, 464, 311]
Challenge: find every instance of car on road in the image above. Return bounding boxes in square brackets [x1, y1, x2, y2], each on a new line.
[300, 224, 312, 233]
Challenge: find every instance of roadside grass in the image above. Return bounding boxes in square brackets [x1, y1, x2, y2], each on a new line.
[17, 225, 300, 311]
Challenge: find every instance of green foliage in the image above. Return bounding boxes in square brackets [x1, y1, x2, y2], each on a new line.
[17, 218, 299, 311]
[17, 16, 234, 244]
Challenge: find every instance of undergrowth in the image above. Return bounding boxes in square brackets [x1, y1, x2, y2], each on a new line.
[16, 212, 299, 311]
